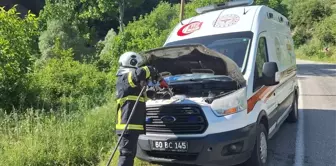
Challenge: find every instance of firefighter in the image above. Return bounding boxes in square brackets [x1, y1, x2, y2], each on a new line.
[115, 51, 160, 166]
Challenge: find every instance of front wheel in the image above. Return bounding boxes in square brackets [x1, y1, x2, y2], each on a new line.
[287, 93, 298, 123]
[244, 123, 268, 166]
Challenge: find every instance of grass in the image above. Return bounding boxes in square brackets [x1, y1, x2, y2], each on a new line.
[296, 53, 336, 63]
[0, 100, 157, 166]
[295, 44, 336, 63]
[97, 151, 157, 166]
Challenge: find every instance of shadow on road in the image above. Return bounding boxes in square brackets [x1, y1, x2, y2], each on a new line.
[267, 108, 336, 166]
[266, 117, 297, 166]
[151, 109, 336, 166]
[296, 63, 336, 77]
[301, 109, 336, 166]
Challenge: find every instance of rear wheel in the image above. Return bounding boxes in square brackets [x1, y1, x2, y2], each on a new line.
[287, 93, 298, 123]
[244, 123, 268, 166]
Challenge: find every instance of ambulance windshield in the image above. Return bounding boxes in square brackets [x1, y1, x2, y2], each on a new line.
[164, 31, 253, 70]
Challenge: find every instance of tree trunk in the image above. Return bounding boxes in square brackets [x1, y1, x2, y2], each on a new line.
[118, 0, 125, 32]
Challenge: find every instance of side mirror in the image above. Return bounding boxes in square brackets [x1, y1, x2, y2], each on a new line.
[262, 62, 279, 86]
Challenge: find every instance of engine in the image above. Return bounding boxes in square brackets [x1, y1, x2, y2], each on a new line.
[146, 78, 238, 104]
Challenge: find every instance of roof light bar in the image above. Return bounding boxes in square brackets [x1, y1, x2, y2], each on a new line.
[196, 0, 254, 14]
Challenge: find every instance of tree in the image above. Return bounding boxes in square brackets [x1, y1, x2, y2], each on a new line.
[96, 28, 118, 71]
[98, 1, 179, 68]
[32, 39, 114, 111]
[289, 0, 332, 29]
[38, 19, 91, 61]
[183, 0, 227, 18]
[98, 0, 228, 71]
[0, 6, 39, 110]
[255, 0, 288, 16]
[314, 14, 336, 45]
[38, 0, 118, 49]
[39, 0, 153, 41]
[286, 0, 333, 47]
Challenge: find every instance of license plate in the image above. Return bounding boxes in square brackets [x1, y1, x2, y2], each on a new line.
[152, 140, 188, 152]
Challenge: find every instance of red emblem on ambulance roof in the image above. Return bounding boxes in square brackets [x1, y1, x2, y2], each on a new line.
[177, 21, 203, 36]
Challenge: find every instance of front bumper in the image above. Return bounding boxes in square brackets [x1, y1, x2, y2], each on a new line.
[136, 123, 256, 166]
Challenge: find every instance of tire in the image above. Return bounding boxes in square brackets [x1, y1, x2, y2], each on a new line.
[161, 164, 191, 166]
[287, 93, 298, 123]
[244, 123, 268, 166]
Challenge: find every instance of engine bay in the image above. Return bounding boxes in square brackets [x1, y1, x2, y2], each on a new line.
[141, 44, 247, 104]
[146, 74, 240, 104]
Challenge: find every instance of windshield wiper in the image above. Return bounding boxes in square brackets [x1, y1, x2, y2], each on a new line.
[171, 77, 232, 82]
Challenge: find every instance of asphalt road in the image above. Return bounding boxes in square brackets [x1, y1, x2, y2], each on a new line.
[266, 59, 336, 166]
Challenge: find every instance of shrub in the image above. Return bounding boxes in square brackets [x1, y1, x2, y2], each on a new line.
[314, 14, 336, 45]
[0, 6, 39, 111]
[30, 40, 114, 111]
[96, 29, 118, 71]
[289, 0, 332, 29]
[293, 26, 313, 46]
[38, 19, 92, 61]
[296, 38, 324, 57]
[38, 0, 104, 45]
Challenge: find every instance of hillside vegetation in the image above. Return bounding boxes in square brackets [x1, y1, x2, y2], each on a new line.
[0, 0, 335, 165]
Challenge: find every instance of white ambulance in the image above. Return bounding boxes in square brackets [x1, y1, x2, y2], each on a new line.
[137, 0, 299, 165]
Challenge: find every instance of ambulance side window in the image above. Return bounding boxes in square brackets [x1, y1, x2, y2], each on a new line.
[253, 37, 268, 92]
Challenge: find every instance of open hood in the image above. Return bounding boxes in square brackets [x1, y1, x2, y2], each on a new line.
[140, 44, 246, 86]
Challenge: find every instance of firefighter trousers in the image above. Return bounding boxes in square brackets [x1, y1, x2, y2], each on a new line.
[117, 133, 140, 166]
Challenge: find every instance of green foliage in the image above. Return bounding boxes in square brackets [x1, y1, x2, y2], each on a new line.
[293, 26, 313, 46]
[296, 43, 336, 62]
[288, 0, 334, 48]
[98, 2, 179, 69]
[30, 44, 114, 111]
[38, 19, 90, 61]
[38, 0, 79, 31]
[183, 0, 227, 18]
[38, 0, 113, 48]
[0, 103, 116, 166]
[39, 0, 153, 43]
[0, 6, 39, 111]
[296, 38, 324, 57]
[119, 2, 178, 51]
[288, 0, 336, 62]
[313, 14, 336, 45]
[95, 29, 118, 71]
[289, 0, 332, 29]
[255, 0, 288, 16]
[99, 0, 227, 69]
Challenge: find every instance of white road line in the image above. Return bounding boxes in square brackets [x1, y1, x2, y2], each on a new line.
[294, 80, 305, 166]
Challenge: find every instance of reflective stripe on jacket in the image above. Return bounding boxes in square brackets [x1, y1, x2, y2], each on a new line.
[115, 66, 151, 134]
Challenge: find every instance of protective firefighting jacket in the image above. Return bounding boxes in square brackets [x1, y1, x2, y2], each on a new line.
[115, 66, 155, 135]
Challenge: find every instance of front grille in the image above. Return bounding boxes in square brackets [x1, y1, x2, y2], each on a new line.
[145, 104, 208, 134]
[146, 151, 198, 161]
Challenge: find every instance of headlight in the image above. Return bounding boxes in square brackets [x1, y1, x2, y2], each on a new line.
[210, 88, 247, 116]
